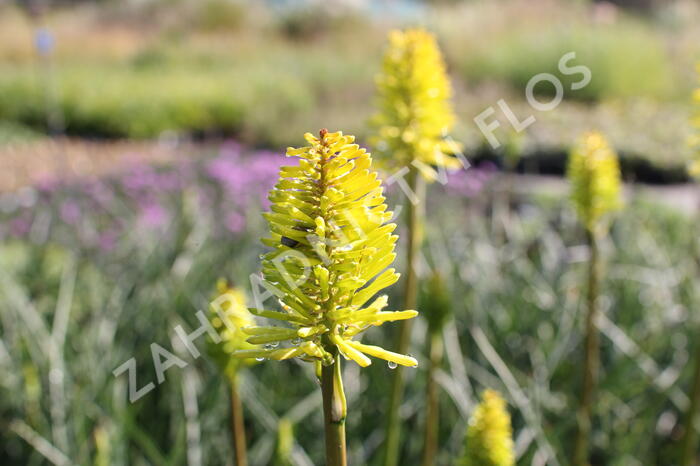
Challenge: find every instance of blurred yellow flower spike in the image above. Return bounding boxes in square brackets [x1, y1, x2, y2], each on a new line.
[690, 67, 700, 180]
[370, 28, 462, 181]
[461, 390, 515, 466]
[233, 129, 418, 368]
[567, 131, 622, 235]
[207, 279, 258, 379]
[690, 160, 700, 179]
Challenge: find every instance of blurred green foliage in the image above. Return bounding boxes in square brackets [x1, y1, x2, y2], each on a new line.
[459, 21, 676, 101]
[194, 0, 247, 32]
[0, 64, 315, 144]
[0, 1, 698, 179]
[0, 120, 41, 144]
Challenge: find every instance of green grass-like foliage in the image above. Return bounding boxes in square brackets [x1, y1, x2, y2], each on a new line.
[0, 172, 695, 464]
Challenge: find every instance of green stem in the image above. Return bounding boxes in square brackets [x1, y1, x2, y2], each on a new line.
[421, 332, 443, 466]
[681, 196, 700, 466]
[494, 169, 513, 245]
[573, 229, 600, 466]
[384, 166, 425, 466]
[681, 342, 700, 466]
[230, 373, 248, 466]
[321, 353, 347, 466]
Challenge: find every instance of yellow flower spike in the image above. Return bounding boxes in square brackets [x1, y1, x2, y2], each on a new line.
[232, 129, 418, 368]
[370, 28, 462, 179]
[459, 390, 515, 466]
[567, 131, 622, 235]
[206, 279, 258, 379]
[690, 66, 700, 180]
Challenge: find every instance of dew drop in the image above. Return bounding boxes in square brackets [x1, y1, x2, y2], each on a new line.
[292, 338, 302, 345]
[407, 354, 417, 368]
[387, 361, 398, 369]
[256, 357, 265, 361]
[263, 344, 275, 350]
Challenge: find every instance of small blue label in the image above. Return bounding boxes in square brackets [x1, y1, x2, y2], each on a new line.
[35, 28, 54, 56]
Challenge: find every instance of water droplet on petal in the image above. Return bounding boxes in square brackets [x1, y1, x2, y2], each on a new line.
[407, 354, 416, 368]
[388, 361, 397, 369]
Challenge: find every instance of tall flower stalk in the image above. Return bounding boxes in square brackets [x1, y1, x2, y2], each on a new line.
[207, 279, 258, 466]
[567, 132, 622, 466]
[274, 418, 294, 466]
[233, 129, 418, 466]
[682, 346, 700, 466]
[370, 28, 460, 466]
[421, 271, 451, 466]
[681, 67, 700, 466]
